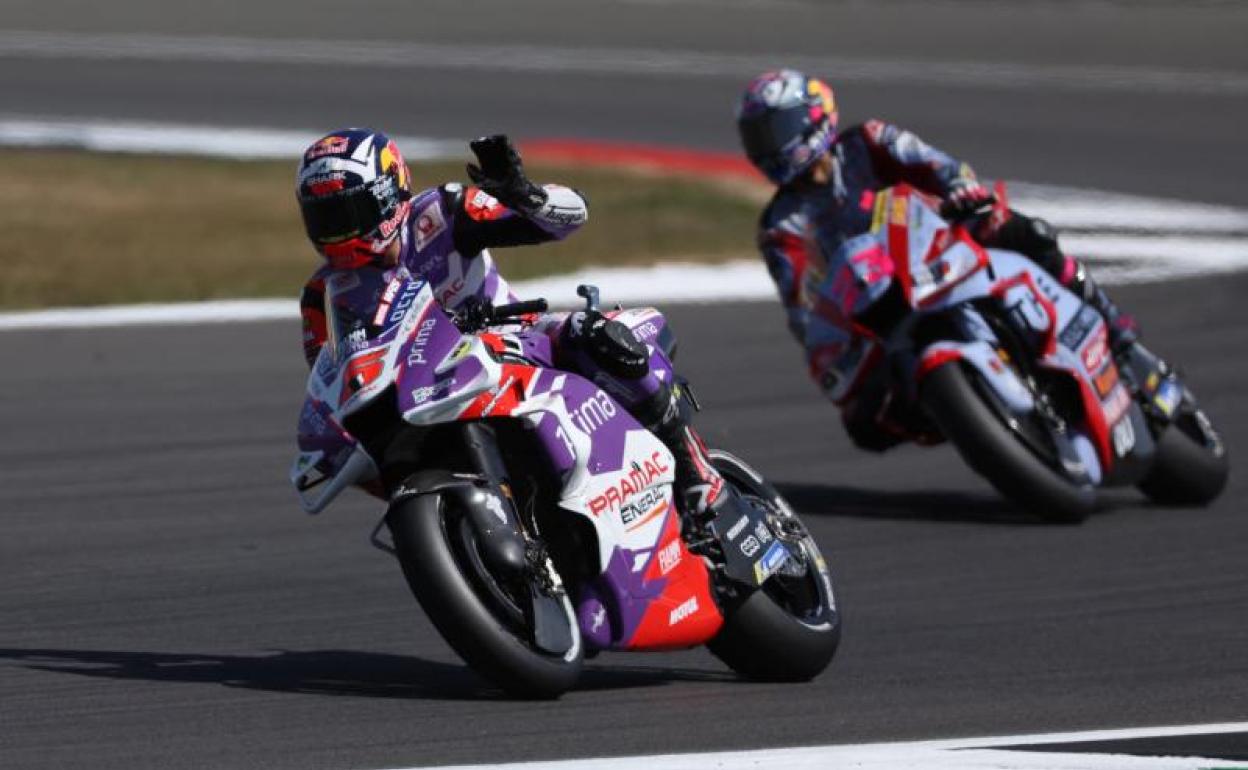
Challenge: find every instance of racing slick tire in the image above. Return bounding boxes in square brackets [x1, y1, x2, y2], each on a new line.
[1137, 408, 1229, 505]
[706, 451, 841, 682]
[387, 491, 583, 699]
[921, 363, 1095, 522]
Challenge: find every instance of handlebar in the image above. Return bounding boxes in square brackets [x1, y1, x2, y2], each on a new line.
[454, 297, 549, 332]
[490, 298, 548, 320]
[938, 194, 997, 223]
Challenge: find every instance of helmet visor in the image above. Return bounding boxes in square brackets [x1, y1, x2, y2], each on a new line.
[299, 175, 399, 245]
[739, 107, 810, 168]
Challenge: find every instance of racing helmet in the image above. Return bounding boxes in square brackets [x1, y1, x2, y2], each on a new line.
[736, 70, 838, 185]
[296, 128, 413, 269]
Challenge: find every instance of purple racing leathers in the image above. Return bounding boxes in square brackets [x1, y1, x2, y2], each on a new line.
[301, 181, 587, 365]
[298, 179, 670, 459]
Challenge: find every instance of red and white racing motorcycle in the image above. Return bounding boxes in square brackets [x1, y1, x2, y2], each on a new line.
[809, 183, 1228, 521]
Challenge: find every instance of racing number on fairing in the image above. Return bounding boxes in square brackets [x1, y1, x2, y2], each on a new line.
[1005, 284, 1051, 334]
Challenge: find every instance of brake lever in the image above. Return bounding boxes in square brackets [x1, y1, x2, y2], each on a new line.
[577, 284, 601, 313]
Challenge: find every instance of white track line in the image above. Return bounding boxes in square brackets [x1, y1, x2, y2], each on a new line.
[0, 116, 462, 161]
[1, 119, 1245, 330]
[1, 30, 1246, 95]
[380, 721, 1248, 770]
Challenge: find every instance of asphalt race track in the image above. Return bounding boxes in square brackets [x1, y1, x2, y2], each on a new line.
[2, 274, 1245, 770]
[2, 2, 1247, 769]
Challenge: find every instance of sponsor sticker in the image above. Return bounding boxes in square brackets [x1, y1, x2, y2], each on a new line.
[1103, 383, 1133, 426]
[304, 135, 349, 160]
[753, 541, 791, 585]
[619, 487, 663, 528]
[1111, 417, 1136, 457]
[668, 596, 698, 626]
[657, 539, 682, 575]
[406, 317, 438, 366]
[410, 381, 451, 405]
[386, 281, 423, 327]
[889, 196, 908, 227]
[740, 535, 761, 558]
[1081, 327, 1109, 373]
[754, 521, 774, 545]
[587, 451, 671, 517]
[413, 202, 447, 250]
[634, 321, 660, 341]
[725, 515, 749, 541]
[1093, 362, 1120, 397]
[570, 390, 619, 436]
[1059, 305, 1100, 351]
[464, 187, 507, 221]
[1153, 379, 1182, 417]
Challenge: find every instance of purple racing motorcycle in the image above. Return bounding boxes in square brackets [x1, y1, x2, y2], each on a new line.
[290, 274, 840, 697]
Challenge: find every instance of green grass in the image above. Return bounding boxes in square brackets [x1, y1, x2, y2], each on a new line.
[0, 149, 763, 310]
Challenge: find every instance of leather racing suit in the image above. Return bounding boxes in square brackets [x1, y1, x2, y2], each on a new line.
[758, 120, 1077, 450]
[301, 181, 722, 510]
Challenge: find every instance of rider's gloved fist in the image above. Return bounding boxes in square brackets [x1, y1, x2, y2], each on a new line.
[467, 134, 548, 214]
[941, 178, 994, 220]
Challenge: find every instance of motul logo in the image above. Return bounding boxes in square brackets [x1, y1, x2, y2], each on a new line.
[668, 596, 698, 626]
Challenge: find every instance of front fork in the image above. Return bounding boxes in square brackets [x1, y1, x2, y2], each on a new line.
[460, 422, 574, 654]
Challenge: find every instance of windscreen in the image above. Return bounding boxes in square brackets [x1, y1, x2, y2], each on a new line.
[324, 270, 428, 362]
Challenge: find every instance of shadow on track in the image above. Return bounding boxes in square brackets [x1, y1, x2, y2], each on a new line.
[776, 482, 1144, 524]
[0, 647, 732, 701]
[776, 482, 1054, 525]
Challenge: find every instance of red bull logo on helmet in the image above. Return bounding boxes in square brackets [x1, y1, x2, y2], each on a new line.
[305, 135, 350, 160]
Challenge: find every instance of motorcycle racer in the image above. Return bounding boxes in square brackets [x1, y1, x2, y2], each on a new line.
[736, 69, 1141, 450]
[297, 128, 726, 517]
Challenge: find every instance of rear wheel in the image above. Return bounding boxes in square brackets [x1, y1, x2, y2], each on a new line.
[705, 451, 841, 682]
[1138, 406, 1229, 505]
[387, 492, 582, 698]
[921, 363, 1095, 522]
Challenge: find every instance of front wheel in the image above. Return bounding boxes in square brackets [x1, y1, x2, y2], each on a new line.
[1138, 406, 1229, 505]
[387, 492, 582, 698]
[920, 363, 1095, 522]
[705, 451, 841, 682]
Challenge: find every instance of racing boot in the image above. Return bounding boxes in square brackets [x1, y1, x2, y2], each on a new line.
[635, 380, 729, 525]
[1054, 254, 1193, 419]
[1062, 257, 1141, 352]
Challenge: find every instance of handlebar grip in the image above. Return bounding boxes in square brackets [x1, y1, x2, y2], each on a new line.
[939, 194, 997, 222]
[491, 299, 548, 319]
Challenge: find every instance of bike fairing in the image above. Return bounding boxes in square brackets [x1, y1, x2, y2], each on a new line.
[291, 131, 777, 654]
[758, 119, 979, 348]
[295, 273, 731, 651]
[810, 185, 1157, 486]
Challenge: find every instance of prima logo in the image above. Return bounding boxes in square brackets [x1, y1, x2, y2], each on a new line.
[406, 318, 438, 365]
[570, 390, 618, 436]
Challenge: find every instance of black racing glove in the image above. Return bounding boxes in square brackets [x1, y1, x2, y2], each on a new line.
[466, 134, 548, 214]
[940, 178, 995, 221]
